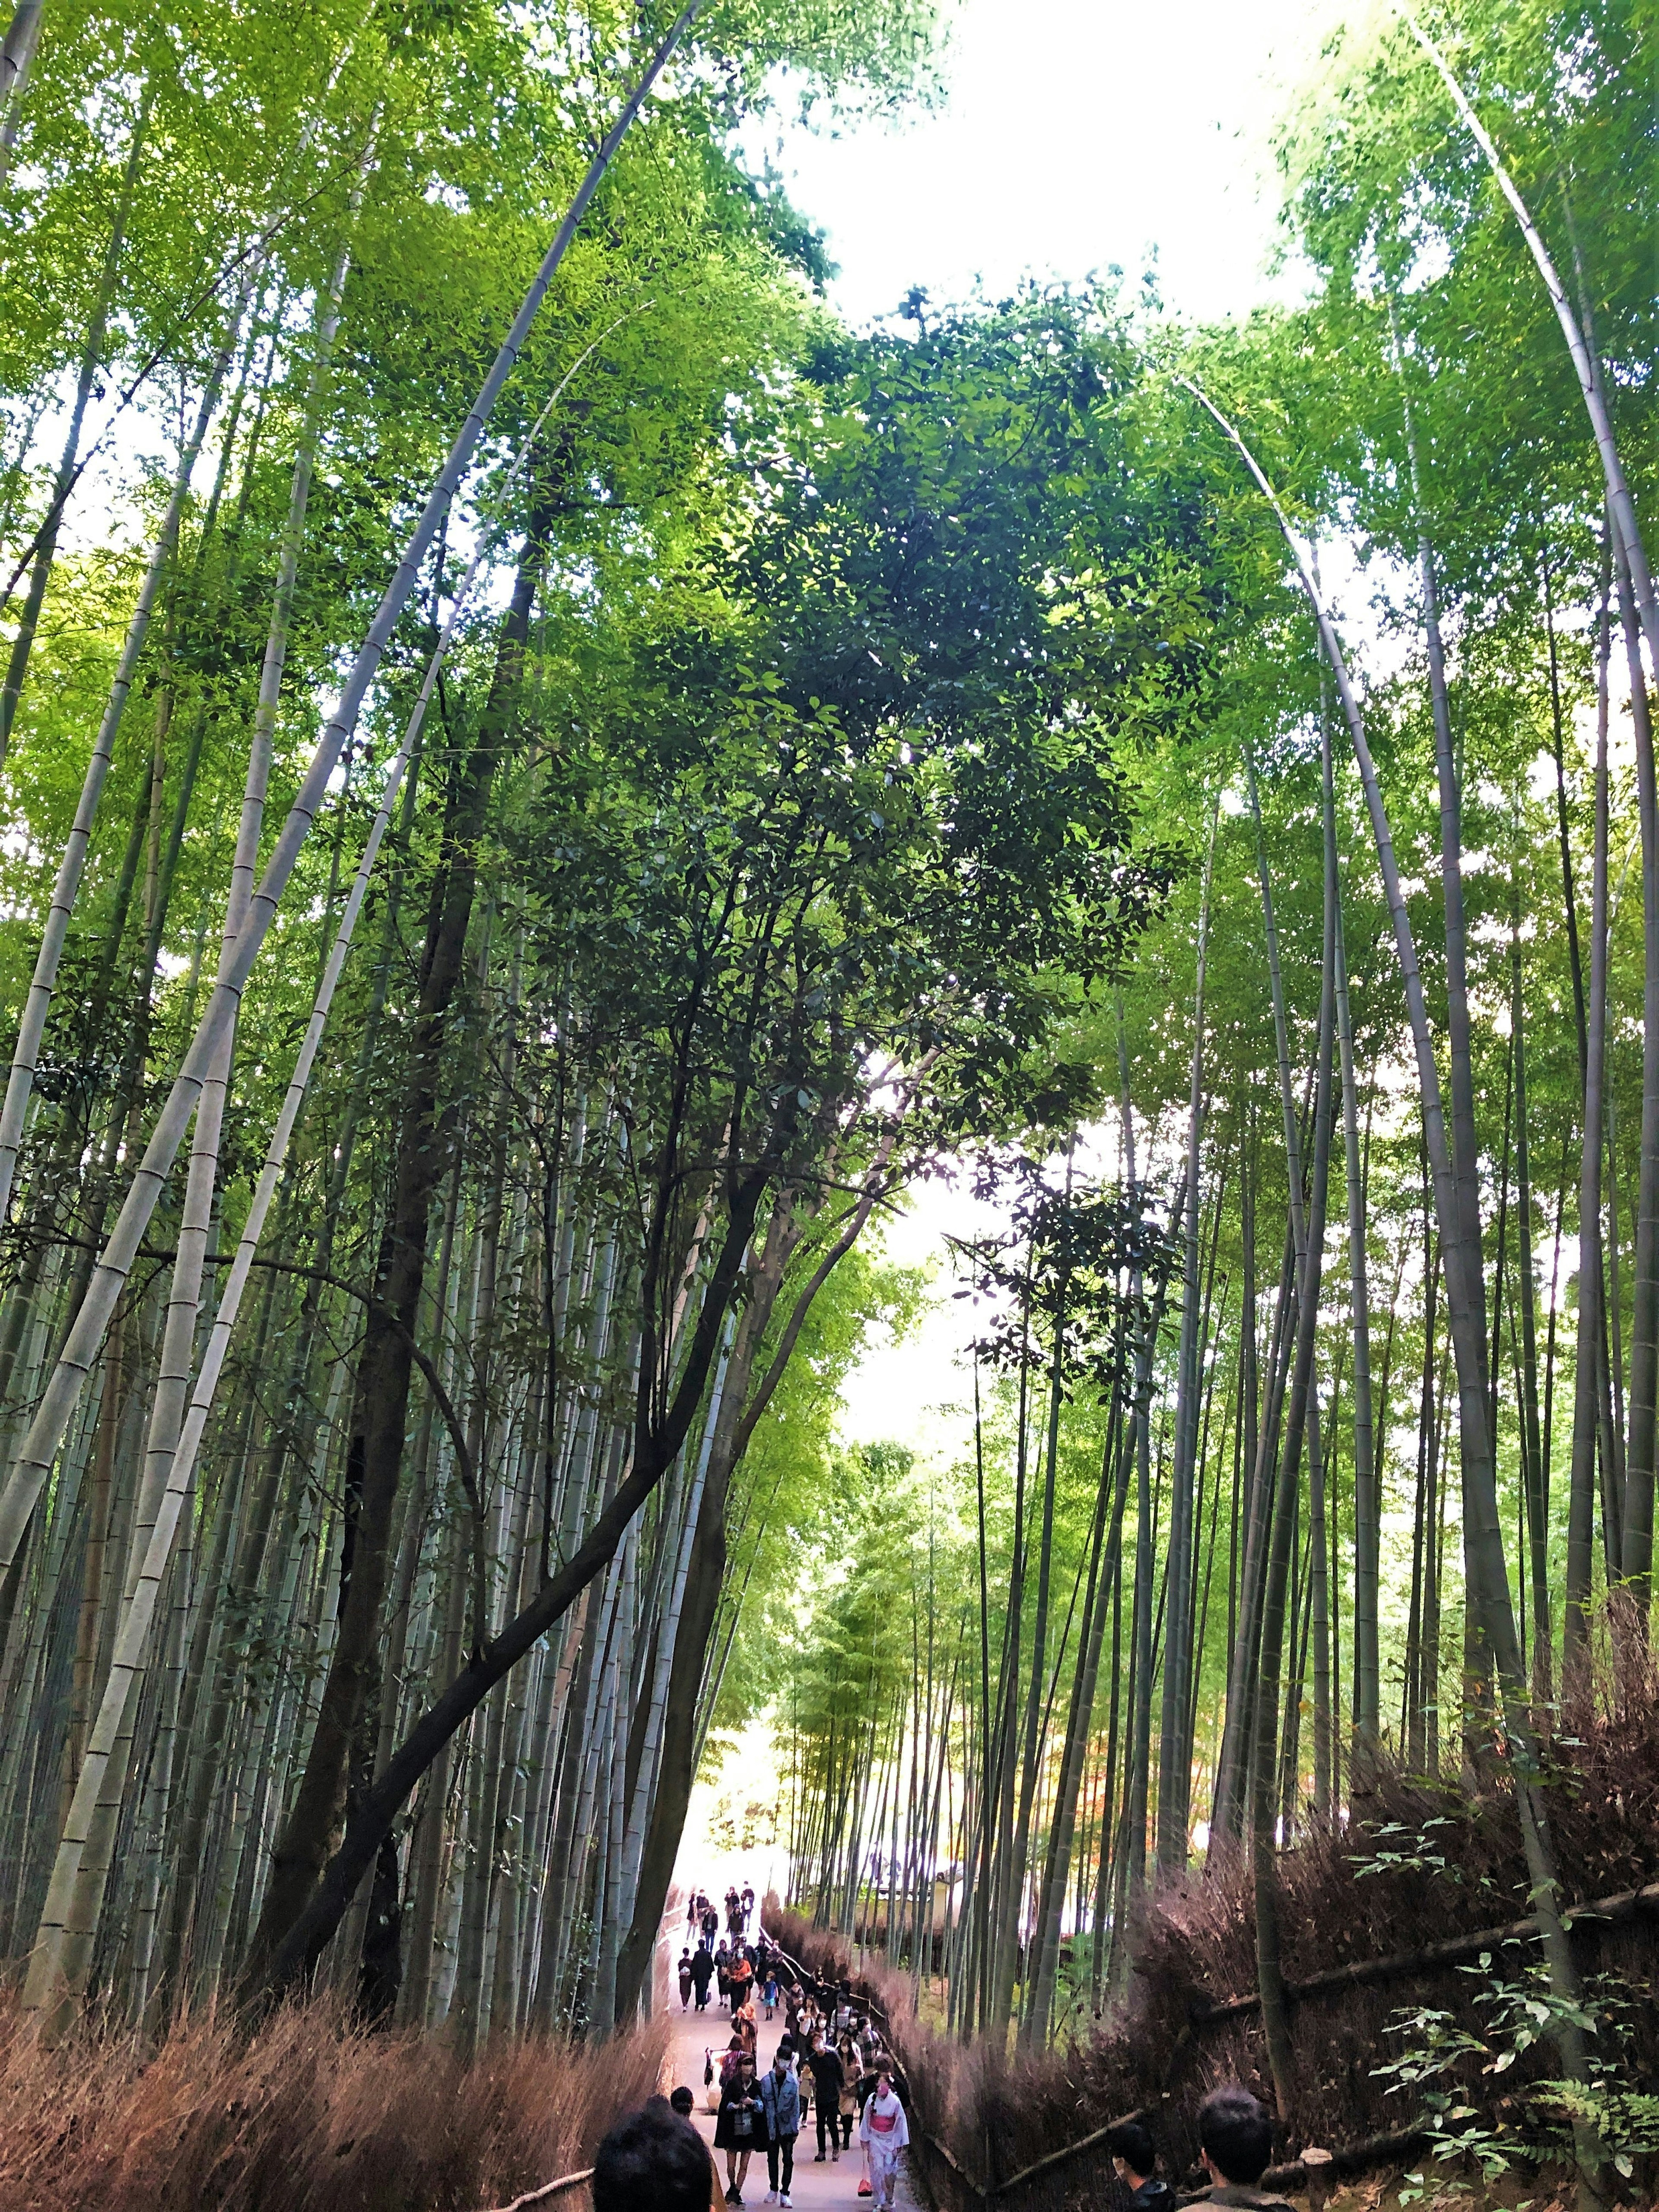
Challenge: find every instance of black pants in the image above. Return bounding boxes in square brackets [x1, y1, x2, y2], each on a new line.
[839, 2110, 854, 2149]
[815, 2104, 840, 2157]
[766, 2135, 796, 2195]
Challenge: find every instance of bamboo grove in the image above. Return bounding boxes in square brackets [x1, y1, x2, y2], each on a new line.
[1, 0, 1657, 2135]
[772, 0, 1659, 2117]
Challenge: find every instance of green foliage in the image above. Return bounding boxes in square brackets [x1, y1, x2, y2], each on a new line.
[1376, 1954, 1659, 2184]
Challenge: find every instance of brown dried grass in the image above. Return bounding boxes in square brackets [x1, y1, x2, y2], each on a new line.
[0, 1995, 667, 2212]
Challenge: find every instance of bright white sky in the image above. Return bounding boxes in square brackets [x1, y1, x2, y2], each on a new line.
[794, 0, 1353, 1455]
[762, 0, 1351, 335]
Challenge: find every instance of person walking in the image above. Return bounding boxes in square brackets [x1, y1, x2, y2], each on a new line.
[805, 2031, 845, 2164]
[679, 1949, 695, 2009]
[728, 1945, 754, 2019]
[758, 2046, 801, 2207]
[714, 2052, 766, 2207]
[741, 1880, 756, 1927]
[859, 2066, 909, 2212]
[702, 1902, 720, 1949]
[691, 1945, 715, 2011]
[834, 2032, 860, 2153]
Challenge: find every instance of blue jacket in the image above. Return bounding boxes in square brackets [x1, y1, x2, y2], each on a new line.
[759, 2066, 801, 2138]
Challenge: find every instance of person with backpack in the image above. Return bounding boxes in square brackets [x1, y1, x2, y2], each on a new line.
[758, 2045, 801, 2207]
[713, 2050, 766, 2207]
[858, 2065, 909, 2212]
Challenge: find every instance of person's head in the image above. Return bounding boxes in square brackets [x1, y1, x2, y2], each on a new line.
[669, 2086, 696, 2120]
[810, 2031, 825, 2053]
[773, 2049, 790, 2075]
[875, 2066, 893, 2098]
[1107, 2120, 1157, 2187]
[728, 2035, 744, 2053]
[593, 2099, 711, 2212]
[1197, 2086, 1273, 2187]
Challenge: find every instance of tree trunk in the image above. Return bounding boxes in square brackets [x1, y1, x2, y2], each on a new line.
[1157, 794, 1216, 1874]
[243, 497, 552, 1983]
[1568, 578, 1613, 1672]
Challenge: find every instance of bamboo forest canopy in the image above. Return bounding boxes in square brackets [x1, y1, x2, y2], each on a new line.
[0, 0, 1655, 2136]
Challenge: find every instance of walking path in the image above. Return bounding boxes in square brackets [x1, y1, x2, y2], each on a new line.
[662, 1967, 918, 2212]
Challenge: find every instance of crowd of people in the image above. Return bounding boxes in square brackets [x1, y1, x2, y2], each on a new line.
[643, 1895, 1298, 2212]
[597, 2072, 1297, 2212]
[706, 1978, 911, 2206]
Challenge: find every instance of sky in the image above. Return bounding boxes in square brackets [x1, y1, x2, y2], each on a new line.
[784, 0, 1354, 1455]
[757, 0, 1352, 338]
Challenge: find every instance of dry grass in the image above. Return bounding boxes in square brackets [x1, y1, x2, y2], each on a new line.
[0, 1995, 667, 2212]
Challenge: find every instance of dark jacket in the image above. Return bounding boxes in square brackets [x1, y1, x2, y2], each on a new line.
[713, 2077, 766, 2152]
[690, 1950, 714, 1990]
[1125, 2181, 1173, 2212]
[807, 2048, 845, 2104]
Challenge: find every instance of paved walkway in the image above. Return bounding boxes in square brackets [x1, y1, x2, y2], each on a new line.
[663, 1983, 918, 2212]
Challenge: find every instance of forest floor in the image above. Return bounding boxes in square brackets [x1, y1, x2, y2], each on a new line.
[1320, 2174, 1577, 2212]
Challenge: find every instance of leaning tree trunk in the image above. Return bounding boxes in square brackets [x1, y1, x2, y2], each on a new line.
[20, 687, 423, 2032]
[0, 79, 148, 762]
[0, 0, 702, 1586]
[241, 492, 554, 1984]
[0, 0, 44, 186]
[39, 188, 371, 1994]
[0, 268, 244, 1234]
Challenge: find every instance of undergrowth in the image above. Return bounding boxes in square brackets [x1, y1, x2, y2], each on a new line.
[0, 1995, 666, 2212]
[769, 1668, 1659, 2206]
